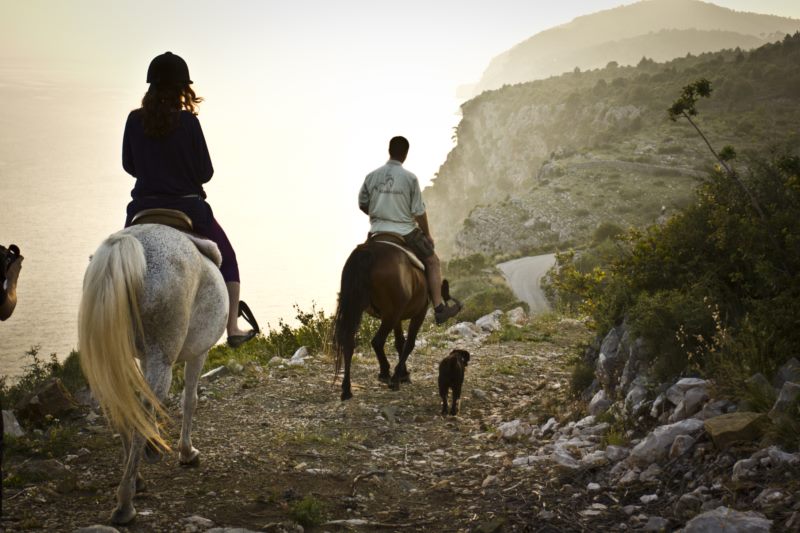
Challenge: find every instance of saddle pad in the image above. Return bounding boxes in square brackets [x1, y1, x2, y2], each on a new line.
[185, 234, 222, 268]
[376, 240, 425, 271]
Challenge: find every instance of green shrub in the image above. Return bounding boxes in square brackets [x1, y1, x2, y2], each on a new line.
[570, 356, 595, 398]
[0, 347, 87, 408]
[592, 222, 625, 244]
[289, 495, 327, 527]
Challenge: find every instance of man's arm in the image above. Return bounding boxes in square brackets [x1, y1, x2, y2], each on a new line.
[358, 180, 370, 215]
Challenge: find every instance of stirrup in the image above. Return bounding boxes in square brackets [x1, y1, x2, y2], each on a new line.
[238, 300, 260, 334]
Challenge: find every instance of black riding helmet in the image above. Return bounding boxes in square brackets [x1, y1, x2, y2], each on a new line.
[146, 52, 192, 85]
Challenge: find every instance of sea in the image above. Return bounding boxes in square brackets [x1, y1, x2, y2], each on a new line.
[0, 81, 354, 381]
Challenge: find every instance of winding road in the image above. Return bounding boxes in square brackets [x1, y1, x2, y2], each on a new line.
[497, 254, 556, 313]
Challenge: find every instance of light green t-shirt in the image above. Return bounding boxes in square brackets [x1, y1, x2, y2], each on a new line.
[358, 160, 426, 236]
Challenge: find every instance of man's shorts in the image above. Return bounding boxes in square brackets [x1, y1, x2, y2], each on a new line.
[404, 228, 435, 261]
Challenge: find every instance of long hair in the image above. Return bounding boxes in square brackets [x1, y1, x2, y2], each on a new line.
[139, 83, 203, 137]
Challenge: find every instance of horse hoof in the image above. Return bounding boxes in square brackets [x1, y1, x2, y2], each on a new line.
[341, 390, 353, 401]
[110, 505, 136, 525]
[179, 447, 201, 467]
[135, 475, 147, 493]
[377, 373, 391, 383]
[400, 374, 411, 384]
[389, 381, 400, 391]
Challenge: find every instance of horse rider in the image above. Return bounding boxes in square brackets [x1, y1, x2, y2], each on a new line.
[0, 244, 22, 321]
[359, 136, 462, 325]
[122, 52, 256, 348]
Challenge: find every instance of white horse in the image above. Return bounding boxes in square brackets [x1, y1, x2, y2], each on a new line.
[78, 224, 228, 524]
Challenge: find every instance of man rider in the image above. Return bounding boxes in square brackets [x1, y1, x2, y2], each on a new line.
[359, 136, 462, 325]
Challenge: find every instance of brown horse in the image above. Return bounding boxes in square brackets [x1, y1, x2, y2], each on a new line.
[333, 239, 432, 400]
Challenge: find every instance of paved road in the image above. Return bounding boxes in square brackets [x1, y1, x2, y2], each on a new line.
[497, 254, 557, 313]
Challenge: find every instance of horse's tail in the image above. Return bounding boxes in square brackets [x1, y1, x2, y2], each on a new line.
[333, 244, 375, 380]
[78, 232, 169, 451]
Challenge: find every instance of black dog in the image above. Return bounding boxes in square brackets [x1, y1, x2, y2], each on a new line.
[438, 349, 470, 416]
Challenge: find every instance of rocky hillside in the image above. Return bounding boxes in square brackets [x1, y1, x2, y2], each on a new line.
[4, 311, 799, 532]
[426, 33, 800, 257]
[474, 0, 800, 93]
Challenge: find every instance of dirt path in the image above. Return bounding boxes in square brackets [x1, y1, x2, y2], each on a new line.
[497, 255, 556, 314]
[3, 319, 602, 532]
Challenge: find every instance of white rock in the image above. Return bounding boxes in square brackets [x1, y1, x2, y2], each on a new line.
[512, 455, 548, 467]
[3, 410, 24, 438]
[200, 366, 229, 381]
[668, 399, 688, 423]
[644, 517, 669, 531]
[666, 385, 685, 406]
[580, 450, 608, 468]
[540, 417, 559, 435]
[640, 494, 658, 504]
[639, 464, 662, 483]
[629, 419, 704, 464]
[552, 450, 581, 470]
[767, 446, 800, 466]
[580, 422, 610, 436]
[620, 469, 640, 486]
[732, 458, 758, 482]
[754, 488, 784, 508]
[625, 385, 648, 414]
[675, 378, 709, 390]
[506, 306, 528, 326]
[290, 346, 309, 361]
[575, 415, 596, 428]
[605, 445, 629, 463]
[588, 390, 612, 416]
[476, 310, 503, 332]
[447, 322, 481, 339]
[287, 358, 305, 366]
[683, 387, 709, 416]
[669, 434, 696, 459]
[587, 482, 601, 492]
[650, 393, 665, 418]
[482, 475, 498, 487]
[183, 516, 215, 527]
[497, 419, 531, 440]
[683, 506, 771, 532]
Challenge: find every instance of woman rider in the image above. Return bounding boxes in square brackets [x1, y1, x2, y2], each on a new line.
[122, 51, 256, 348]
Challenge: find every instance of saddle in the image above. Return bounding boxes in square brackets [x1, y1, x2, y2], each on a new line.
[131, 208, 193, 232]
[130, 208, 221, 268]
[369, 233, 425, 271]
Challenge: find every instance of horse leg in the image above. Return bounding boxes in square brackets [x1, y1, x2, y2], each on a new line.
[393, 324, 405, 359]
[392, 309, 426, 388]
[119, 432, 146, 492]
[111, 355, 172, 525]
[341, 335, 355, 400]
[177, 353, 206, 465]
[372, 318, 396, 386]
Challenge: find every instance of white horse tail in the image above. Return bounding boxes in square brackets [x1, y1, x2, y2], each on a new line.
[78, 232, 169, 451]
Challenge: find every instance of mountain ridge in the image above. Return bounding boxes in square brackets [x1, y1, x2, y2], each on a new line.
[475, 0, 800, 93]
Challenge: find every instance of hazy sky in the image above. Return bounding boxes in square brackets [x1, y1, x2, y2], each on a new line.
[1, 0, 799, 361]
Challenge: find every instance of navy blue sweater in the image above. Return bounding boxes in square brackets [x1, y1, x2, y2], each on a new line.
[122, 110, 213, 199]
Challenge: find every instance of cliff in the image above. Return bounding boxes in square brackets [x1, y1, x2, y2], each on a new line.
[426, 34, 800, 257]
